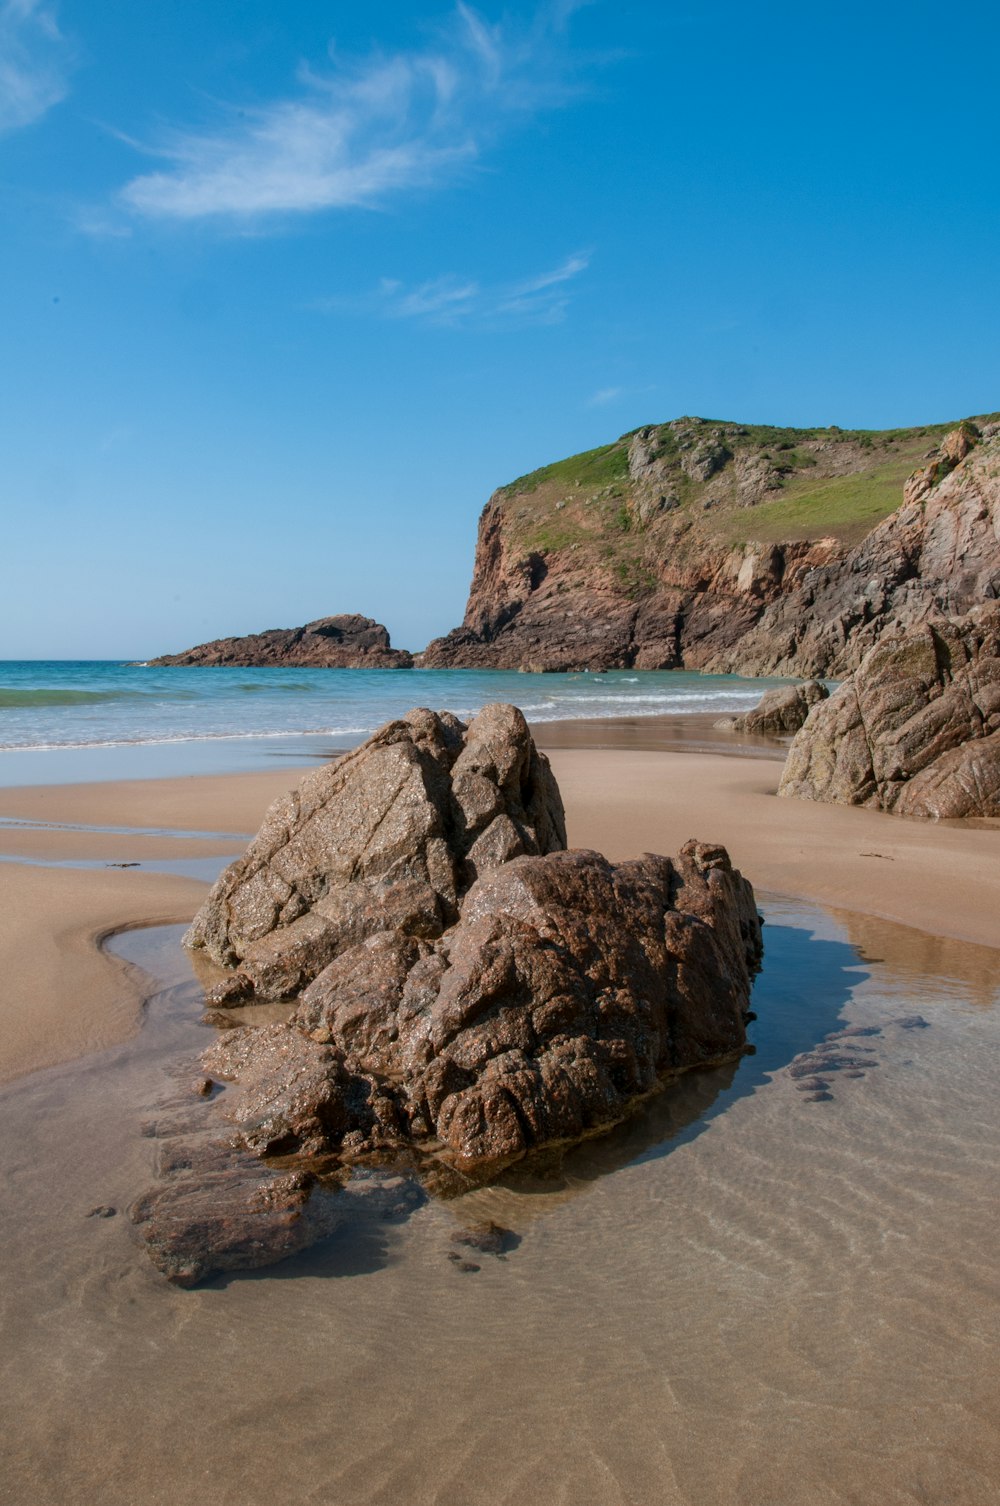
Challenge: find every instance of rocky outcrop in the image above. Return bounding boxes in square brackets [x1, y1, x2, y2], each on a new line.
[719, 680, 830, 736]
[150, 614, 413, 668]
[199, 841, 762, 1181]
[420, 416, 1000, 677]
[137, 705, 763, 1282]
[185, 703, 567, 1001]
[778, 606, 1000, 818]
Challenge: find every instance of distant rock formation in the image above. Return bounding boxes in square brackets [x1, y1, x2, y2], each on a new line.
[420, 415, 1000, 677]
[150, 614, 413, 668]
[717, 680, 830, 736]
[135, 705, 763, 1282]
[778, 606, 1000, 818]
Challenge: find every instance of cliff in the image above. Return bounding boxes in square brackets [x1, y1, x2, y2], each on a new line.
[421, 414, 1000, 676]
[150, 614, 413, 668]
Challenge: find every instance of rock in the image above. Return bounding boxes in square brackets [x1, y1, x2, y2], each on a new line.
[185, 704, 567, 1001]
[891, 1014, 930, 1029]
[131, 1152, 424, 1287]
[203, 839, 762, 1178]
[131, 1163, 324, 1286]
[86, 1205, 117, 1219]
[137, 706, 763, 1282]
[450, 1222, 516, 1256]
[725, 680, 830, 735]
[149, 614, 413, 668]
[779, 605, 1000, 818]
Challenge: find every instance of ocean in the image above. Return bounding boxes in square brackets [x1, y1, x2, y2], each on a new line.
[0, 660, 789, 784]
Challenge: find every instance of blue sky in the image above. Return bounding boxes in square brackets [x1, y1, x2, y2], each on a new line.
[2, 0, 998, 658]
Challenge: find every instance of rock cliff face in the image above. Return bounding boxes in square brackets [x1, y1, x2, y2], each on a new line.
[150, 614, 412, 668]
[778, 605, 1000, 818]
[421, 415, 1000, 677]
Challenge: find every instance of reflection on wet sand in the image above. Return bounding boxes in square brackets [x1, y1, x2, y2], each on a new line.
[837, 904, 1000, 1007]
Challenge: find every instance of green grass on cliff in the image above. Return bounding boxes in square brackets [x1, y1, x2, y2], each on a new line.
[506, 441, 630, 496]
[726, 456, 921, 545]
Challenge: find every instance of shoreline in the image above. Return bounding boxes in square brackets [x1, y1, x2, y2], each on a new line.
[0, 726, 996, 1088]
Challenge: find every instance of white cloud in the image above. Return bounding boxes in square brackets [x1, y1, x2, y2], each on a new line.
[0, 0, 71, 133]
[119, 3, 583, 223]
[587, 385, 623, 407]
[505, 253, 590, 298]
[317, 251, 591, 329]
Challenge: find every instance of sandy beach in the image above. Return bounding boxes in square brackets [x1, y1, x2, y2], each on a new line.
[0, 723, 996, 1085]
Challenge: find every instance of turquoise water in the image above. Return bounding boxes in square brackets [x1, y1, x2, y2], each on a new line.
[0, 661, 787, 784]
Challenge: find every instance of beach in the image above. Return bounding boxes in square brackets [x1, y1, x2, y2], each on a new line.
[0, 712, 998, 1505]
[1, 721, 997, 1084]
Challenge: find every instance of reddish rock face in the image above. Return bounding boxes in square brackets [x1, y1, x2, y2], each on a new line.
[420, 421, 1000, 677]
[149, 613, 413, 667]
[778, 605, 1000, 818]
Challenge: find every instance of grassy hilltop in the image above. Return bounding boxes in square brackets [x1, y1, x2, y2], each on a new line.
[497, 413, 999, 599]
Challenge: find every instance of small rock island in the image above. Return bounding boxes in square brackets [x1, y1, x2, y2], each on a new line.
[149, 613, 413, 668]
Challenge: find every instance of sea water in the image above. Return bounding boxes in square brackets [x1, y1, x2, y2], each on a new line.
[0, 661, 790, 784]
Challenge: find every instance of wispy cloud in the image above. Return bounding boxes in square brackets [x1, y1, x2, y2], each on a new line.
[586, 385, 623, 407]
[118, 3, 585, 223]
[0, 0, 71, 133]
[317, 251, 591, 329]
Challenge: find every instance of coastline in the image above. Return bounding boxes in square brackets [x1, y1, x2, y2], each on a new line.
[0, 718, 996, 1087]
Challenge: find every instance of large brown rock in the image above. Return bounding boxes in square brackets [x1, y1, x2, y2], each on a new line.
[150, 613, 413, 668]
[778, 606, 1000, 818]
[204, 840, 762, 1177]
[185, 704, 567, 1000]
[138, 706, 763, 1283]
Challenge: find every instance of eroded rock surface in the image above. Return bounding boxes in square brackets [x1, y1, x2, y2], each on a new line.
[150, 614, 413, 668]
[198, 840, 762, 1183]
[779, 606, 1000, 817]
[186, 704, 567, 1001]
[720, 680, 830, 735]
